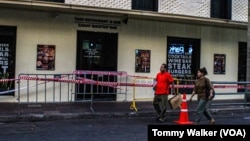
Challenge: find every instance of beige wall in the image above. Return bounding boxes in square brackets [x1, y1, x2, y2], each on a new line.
[118, 18, 247, 101]
[0, 8, 247, 102]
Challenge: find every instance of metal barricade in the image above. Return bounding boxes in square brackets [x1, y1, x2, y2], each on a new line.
[17, 71, 129, 114]
[72, 70, 128, 112]
[210, 81, 250, 107]
[176, 79, 250, 107]
[12, 72, 250, 115]
[129, 77, 179, 112]
[17, 73, 75, 104]
[129, 77, 155, 112]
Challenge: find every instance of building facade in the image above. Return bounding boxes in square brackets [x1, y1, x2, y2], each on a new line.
[0, 0, 248, 102]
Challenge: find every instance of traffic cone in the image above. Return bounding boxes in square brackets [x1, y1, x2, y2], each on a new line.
[174, 93, 194, 125]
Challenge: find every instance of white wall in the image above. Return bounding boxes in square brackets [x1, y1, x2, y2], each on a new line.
[117, 18, 247, 101]
[0, 8, 247, 102]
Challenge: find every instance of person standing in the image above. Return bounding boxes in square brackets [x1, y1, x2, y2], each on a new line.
[153, 63, 174, 122]
[189, 67, 215, 125]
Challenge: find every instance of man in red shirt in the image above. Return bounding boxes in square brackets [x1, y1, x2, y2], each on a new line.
[153, 63, 174, 122]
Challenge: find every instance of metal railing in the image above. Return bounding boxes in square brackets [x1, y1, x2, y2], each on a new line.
[10, 72, 250, 115]
[176, 79, 250, 107]
[17, 73, 74, 104]
[17, 71, 129, 113]
[210, 81, 250, 107]
[129, 78, 250, 112]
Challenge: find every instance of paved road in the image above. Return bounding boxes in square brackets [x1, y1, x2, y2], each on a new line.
[0, 111, 250, 141]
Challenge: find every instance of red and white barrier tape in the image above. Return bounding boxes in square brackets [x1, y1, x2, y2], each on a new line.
[0, 74, 249, 90]
[0, 78, 19, 82]
[19, 76, 250, 89]
[127, 75, 154, 79]
[73, 70, 128, 76]
[0, 75, 71, 95]
[79, 77, 153, 87]
[1, 71, 247, 95]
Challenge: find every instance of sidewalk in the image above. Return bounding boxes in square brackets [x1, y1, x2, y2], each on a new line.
[0, 100, 250, 122]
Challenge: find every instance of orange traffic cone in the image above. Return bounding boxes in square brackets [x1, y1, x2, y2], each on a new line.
[174, 93, 194, 125]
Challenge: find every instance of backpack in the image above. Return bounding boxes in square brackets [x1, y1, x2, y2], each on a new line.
[205, 78, 215, 100]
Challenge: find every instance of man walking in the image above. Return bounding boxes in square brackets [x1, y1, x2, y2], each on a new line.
[153, 63, 174, 122]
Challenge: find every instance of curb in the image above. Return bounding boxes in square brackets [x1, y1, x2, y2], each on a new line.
[1, 107, 250, 123]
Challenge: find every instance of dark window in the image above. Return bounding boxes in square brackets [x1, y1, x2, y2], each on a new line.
[167, 37, 200, 94]
[132, 0, 158, 12]
[167, 37, 200, 79]
[237, 42, 247, 93]
[238, 42, 247, 81]
[0, 26, 16, 96]
[76, 31, 118, 101]
[211, 0, 232, 20]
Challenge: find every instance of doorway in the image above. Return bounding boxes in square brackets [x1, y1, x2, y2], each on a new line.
[0, 26, 16, 96]
[167, 36, 201, 94]
[238, 42, 247, 93]
[76, 31, 118, 101]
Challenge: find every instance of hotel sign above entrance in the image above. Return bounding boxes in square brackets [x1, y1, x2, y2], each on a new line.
[75, 17, 122, 30]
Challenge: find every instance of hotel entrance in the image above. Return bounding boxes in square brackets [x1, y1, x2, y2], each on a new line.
[76, 31, 118, 101]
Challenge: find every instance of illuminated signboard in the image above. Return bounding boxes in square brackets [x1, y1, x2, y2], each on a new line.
[167, 44, 193, 77]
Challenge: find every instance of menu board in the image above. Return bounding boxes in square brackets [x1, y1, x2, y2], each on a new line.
[167, 44, 193, 77]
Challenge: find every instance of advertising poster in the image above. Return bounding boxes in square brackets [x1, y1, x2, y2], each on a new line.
[213, 54, 226, 74]
[36, 44, 55, 70]
[167, 44, 193, 77]
[135, 49, 150, 73]
[0, 42, 14, 94]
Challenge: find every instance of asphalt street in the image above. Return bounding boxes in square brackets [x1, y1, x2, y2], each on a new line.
[0, 111, 249, 141]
